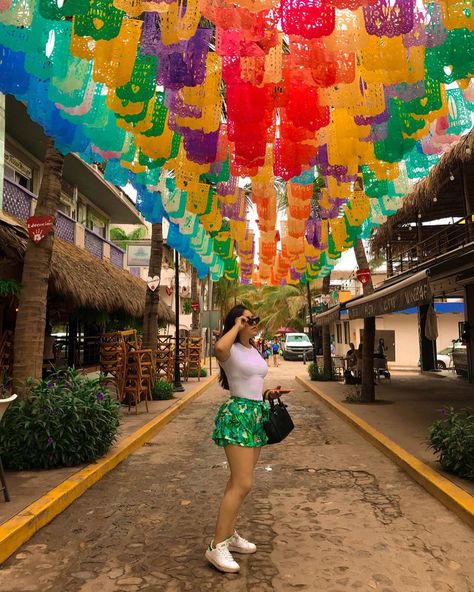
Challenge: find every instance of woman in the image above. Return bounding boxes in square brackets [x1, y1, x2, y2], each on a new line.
[206, 304, 281, 573]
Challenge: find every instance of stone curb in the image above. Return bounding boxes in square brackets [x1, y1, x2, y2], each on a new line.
[0, 375, 217, 565]
[296, 376, 474, 530]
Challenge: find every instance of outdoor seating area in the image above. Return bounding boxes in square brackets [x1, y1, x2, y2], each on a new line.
[99, 331, 204, 413]
[314, 354, 391, 384]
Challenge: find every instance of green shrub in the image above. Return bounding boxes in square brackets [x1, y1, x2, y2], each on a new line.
[188, 368, 207, 378]
[152, 379, 174, 400]
[428, 407, 474, 480]
[308, 362, 334, 382]
[0, 369, 120, 470]
[345, 385, 362, 403]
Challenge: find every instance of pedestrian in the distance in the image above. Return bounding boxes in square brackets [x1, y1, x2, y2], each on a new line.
[271, 338, 280, 367]
[206, 304, 282, 573]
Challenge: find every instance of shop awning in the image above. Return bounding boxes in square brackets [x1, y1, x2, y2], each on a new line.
[346, 270, 432, 320]
[312, 305, 341, 326]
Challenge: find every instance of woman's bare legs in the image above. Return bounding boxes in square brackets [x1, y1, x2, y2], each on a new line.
[214, 445, 260, 545]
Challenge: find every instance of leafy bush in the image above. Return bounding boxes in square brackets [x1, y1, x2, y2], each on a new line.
[428, 407, 474, 480]
[152, 379, 174, 400]
[0, 369, 120, 470]
[188, 368, 207, 378]
[308, 362, 334, 382]
[345, 385, 362, 403]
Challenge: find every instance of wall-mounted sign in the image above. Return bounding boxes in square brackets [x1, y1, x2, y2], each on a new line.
[27, 215, 55, 244]
[127, 244, 151, 267]
[356, 268, 371, 285]
[191, 302, 200, 312]
[146, 275, 160, 291]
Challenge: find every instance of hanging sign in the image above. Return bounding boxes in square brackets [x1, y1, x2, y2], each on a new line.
[321, 294, 331, 305]
[27, 215, 55, 244]
[146, 275, 160, 291]
[191, 301, 200, 312]
[165, 286, 173, 296]
[356, 268, 371, 285]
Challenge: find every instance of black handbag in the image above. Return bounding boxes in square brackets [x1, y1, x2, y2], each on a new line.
[263, 397, 294, 444]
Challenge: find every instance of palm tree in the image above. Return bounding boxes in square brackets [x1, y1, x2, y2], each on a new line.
[12, 138, 64, 397]
[255, 285, 307, 336]
[190, 266, 200, 335]
[354, 238, 375, 402]
[142, 223, 163, 350]
[321, 273, 332, 376]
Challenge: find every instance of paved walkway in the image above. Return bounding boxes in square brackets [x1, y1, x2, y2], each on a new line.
[307, 370, 474, 495]
[0, 364, 472, 591]
[0, 375, 215, 525]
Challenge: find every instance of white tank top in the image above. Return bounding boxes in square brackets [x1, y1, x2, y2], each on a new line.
[218, 342, 269, 401]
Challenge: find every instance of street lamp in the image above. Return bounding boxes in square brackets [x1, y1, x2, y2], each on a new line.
[173, 249, 184, 392]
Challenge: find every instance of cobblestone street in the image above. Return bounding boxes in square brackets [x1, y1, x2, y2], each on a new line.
[0, 364, 472, 592]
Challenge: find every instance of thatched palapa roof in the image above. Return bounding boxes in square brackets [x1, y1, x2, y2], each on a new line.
[0, 213, 175, 323]
[371, 130, 474, 255]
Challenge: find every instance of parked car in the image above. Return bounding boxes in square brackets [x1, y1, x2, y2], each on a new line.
[436, 347, 453, 370]
[282, 333, 314, 361]
[452, 345, 468, 376]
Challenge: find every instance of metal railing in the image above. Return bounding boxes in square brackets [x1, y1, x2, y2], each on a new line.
[3, 178, 35, 220]
[56, 211, 76, 243]
[389, 216, 474, 277]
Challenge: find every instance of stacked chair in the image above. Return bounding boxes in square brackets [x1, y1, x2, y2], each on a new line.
[99, 332, 127, 400]
[0, 331, 14, 382]
[155, 335, 174, 382]
[123, 349, 154, 414]
[186, 337, 203, 381]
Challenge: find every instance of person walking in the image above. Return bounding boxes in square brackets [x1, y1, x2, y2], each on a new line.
[271, 338, 280, 367]
[206, 304, 282, 574]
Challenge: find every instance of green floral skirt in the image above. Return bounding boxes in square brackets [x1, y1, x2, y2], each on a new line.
[212, 396, 270, 448]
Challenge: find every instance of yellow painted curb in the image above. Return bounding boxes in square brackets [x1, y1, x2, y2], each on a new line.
[0, 375, 217, 565]
[296, 376, 474, 530]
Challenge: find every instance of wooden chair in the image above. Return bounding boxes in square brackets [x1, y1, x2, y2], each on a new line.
[156, 336, 174, 382]
[99, 333, 127, 400]
[0, 331, 14, 382]
[123, 349, 154, 414]
[187, 337, 203, 381]
[175, 337, 188, 381]
[119, 329, 139, 351]
[0, 394, 17, 502]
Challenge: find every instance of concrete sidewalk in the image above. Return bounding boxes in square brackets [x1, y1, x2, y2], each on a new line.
[298, 371, 474, 497]
[0, 374, 217, 527]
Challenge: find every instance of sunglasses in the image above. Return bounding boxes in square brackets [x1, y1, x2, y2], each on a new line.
[246, 316, 260, 326]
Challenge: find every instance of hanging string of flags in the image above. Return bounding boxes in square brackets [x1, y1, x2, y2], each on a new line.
[0, 0, 473, 284]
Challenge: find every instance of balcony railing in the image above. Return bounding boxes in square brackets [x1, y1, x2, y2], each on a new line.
[3, 178, 125, 269]
[56, 211, 76, 243]
[388, 216, 474, 277]
[3, 178, 35, 220]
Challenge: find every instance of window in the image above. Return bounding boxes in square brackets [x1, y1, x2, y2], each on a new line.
[344, 321, 350, 344]
[336, 323, 342, 344]
[4, 153, 33, 191]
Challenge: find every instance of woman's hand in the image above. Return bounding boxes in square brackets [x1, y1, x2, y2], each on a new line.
[234, 315, 248, 330]
[266, 386, 282, 400]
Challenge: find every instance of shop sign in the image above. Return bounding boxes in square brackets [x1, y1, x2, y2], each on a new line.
[27, 215, 55, 244]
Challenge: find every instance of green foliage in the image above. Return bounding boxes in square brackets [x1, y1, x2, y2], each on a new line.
[308, 362, 334, 382]
[110, 226, 148, 249]
[188, 368, 207, 378]
[0, 280, 20, 298]
[152, 379, 174, 400]
[183, 299, 192, 315]
[428, 407, 474, 480]
[0, 369, 120, 470]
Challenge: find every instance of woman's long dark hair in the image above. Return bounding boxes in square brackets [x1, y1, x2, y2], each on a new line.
[218, 304, 250, 390]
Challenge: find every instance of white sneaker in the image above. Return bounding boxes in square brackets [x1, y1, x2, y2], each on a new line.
[227, 530, 257, 554]
[205, 540, 240, 573]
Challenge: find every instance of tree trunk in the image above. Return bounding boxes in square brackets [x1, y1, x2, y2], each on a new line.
[12, 138, 64, 397]
[190, 266, 200, 336]
[142, 223, 163, 350]
[322, 274, 332, 376]
[354, 239, 375, 402]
